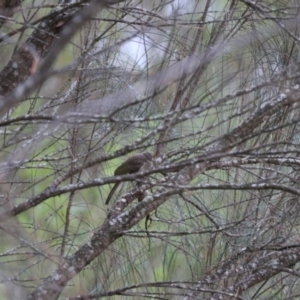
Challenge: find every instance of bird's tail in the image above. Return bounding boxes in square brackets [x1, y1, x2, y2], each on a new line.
[105, 183, 120, 205]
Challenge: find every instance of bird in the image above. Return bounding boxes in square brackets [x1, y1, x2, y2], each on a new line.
[105, 151, 153, 204]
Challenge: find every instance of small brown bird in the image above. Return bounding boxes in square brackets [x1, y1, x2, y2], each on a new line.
[105, 152, 153, 204]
